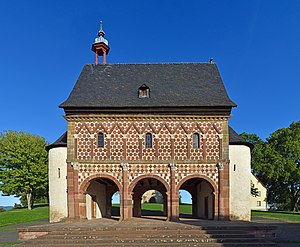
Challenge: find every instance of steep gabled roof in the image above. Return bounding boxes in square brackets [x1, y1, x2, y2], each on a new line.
[60, 63, 236, 113]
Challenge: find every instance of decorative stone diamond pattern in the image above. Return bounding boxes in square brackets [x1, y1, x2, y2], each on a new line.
[126, 125, 139, 161]
[174, 126, 188, 161]
[74, 120, 222, 161]
[175, 164, 219, 186]
[76, 124, 92, 160]
[206, 123, 221, 160]
[110, 127, 123, 161]
[78, 163, 122, 185]
[157, 125, 172, 160]
[128, 164, 170, 185]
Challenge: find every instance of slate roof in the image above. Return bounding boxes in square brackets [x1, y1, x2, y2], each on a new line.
[229, 127, 253, 149]
[46, 132, 67, 151]
[60, 63, 236, 110]
[47, 127, 252, 151]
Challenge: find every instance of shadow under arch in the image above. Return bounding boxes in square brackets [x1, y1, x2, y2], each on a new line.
[79, 173, 122, 193]
[128, 174, 170, 194]
[176, 174, 217, 192]
[128, 174, 170, 219]
[177, 174, 218, 220]
[78, 173, 122, 220]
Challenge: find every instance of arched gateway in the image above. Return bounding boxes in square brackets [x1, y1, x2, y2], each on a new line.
[47, 23, 253, 223]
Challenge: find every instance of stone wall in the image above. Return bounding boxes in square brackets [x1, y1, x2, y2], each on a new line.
[48, 147, 68, 222]
[229, 145, 251, 221]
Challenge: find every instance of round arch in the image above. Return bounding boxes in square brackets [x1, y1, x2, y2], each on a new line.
[128, 174, 170, 194]
[176, 174, 217, 192]
[79, 173, 122, 194]
[79, 173, 122, 220]
[177, 174, 217, 220]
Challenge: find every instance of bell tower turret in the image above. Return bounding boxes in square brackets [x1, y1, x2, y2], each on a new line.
[91, 21, 110, 65]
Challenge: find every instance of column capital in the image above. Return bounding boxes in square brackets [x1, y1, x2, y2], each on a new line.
[71, 162, 80, 170]
[217, 162, 224, 170]
[169, 162, 177, 170]
[120, 162, 129, 171]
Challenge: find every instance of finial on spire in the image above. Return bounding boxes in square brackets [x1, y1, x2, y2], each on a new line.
[98, 21, 105, 37]
[92, 20, 110, 65]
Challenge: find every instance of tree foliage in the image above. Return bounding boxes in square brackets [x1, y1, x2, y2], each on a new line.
[0, 131, 48, 210]
[241, 121, 300, 211]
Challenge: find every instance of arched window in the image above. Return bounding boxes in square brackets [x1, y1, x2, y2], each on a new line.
[145, 133, 152, 148]
[193, 133, 200, 148]
[98, 132, 104, 148]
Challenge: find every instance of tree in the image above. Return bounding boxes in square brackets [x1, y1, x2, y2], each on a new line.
[0, 131, 48, 210]
[240, 121, 300, 211]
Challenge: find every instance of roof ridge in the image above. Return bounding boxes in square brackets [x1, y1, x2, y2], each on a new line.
[86, 62, 216, 66]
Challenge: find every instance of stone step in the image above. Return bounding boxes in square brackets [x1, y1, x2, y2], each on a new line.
[42, 229, 252, 236]
[17, 237, 273, 244]
[41, 232, 256, 239]
[16, 241, 277, 247]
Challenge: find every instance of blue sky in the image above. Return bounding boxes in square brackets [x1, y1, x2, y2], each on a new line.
[0, 0, 299, 206]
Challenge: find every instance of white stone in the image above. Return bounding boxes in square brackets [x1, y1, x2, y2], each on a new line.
[229, 144, 251, 221]
[48, 147, 68, 223]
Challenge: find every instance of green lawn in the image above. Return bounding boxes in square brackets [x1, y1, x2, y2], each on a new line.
[252, 210, 300, 222]
[0, 205, 49, 227]
[112, 203, 192, 216]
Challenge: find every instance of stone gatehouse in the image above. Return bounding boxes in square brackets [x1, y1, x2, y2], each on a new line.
[47, 23, 252, 223]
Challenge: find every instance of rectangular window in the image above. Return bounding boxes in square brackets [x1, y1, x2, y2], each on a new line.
[193, 133, 200, 148]
[257, 201, 261, 207]
[98, 133, 104, 148]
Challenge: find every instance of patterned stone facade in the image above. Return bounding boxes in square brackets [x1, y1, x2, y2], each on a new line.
[65, 115, 230, 221]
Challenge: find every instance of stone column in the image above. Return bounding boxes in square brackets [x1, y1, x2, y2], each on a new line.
[133, 193, 142, 217]
[218, 162, 229, 220]
[106, 133, 111, 159]
[67, 162, 75, 219]
[106, 187, 115, 218]
[218, 134, 223, 160]
[202, 134, 207, 160]
[121, 162, 131, 220]
[138, 134, 143, 160]
[169, 162, 179, 221]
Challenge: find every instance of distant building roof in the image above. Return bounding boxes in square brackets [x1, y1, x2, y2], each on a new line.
[60, 63, 236, 114]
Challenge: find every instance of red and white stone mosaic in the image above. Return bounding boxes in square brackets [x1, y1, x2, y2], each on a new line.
[74, 120, 223, 162]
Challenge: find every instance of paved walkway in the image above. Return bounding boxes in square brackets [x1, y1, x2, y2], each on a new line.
[1, 217, 299, 247]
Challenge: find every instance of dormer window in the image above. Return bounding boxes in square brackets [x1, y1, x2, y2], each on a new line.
[138, 84, 150, 98]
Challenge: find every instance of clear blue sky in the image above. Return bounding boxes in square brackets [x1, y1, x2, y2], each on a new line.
[1, 0, 299, 206]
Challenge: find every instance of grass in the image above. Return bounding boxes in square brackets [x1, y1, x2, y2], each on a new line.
[252, 210, 300, 222]
[112, 203, 192, 216]
[0, 205, 49, 227]
[0, 241, 20, 245]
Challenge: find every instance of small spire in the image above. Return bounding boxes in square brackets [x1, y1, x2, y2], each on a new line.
[98, 21, 105, 37]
